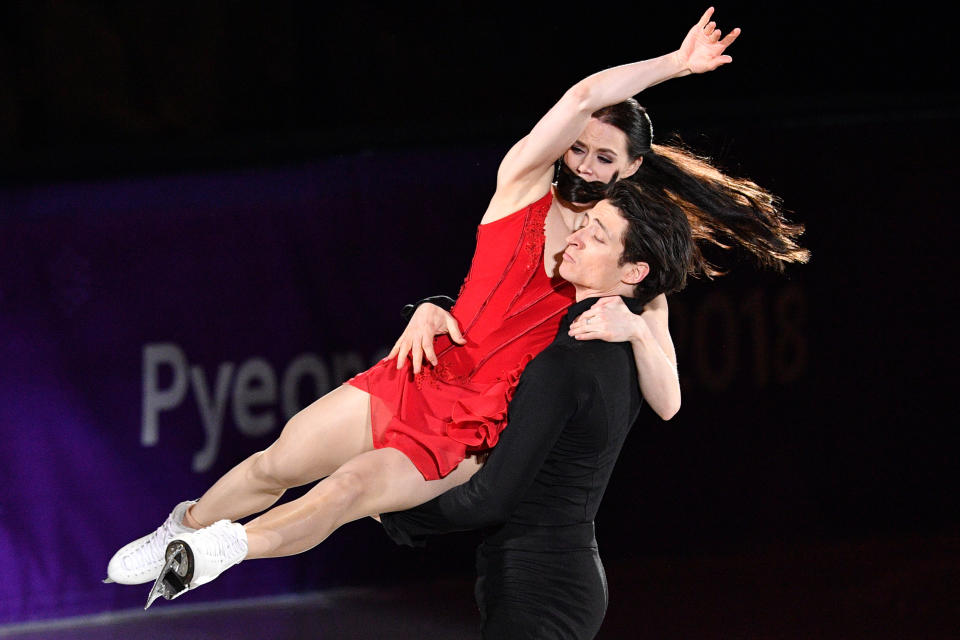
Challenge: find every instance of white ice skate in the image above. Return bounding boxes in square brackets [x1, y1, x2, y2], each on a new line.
[105, 500, 196, 585]
[144, 520, 248, 609]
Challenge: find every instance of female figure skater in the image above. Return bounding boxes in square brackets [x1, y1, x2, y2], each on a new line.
[107, 8, 801, 605]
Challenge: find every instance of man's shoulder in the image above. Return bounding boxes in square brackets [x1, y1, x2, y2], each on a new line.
[530, 338, 632, 376]
[526, 342, 576, 370]
[523, 342, 580, 379]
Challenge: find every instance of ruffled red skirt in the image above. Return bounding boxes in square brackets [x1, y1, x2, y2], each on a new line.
[347, 351, 533, 481]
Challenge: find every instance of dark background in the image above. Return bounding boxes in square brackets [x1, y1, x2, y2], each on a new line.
[1, 2, 953, 183]
[2, 1, 957, 637]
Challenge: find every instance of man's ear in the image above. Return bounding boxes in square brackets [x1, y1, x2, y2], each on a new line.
[622, 261, 649, 285]
[621, 156, 643, 180]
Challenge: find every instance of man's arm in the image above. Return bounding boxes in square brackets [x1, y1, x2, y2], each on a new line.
[380, 351, 582, 546]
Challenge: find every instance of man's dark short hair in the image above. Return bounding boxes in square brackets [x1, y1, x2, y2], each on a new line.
[606, 181, 694, 304]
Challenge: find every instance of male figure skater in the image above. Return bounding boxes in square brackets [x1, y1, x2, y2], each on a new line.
[380, 181, 694, 639]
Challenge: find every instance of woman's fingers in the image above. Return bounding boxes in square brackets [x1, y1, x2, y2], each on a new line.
[422, 335, 438, 366]
[446, 316, 466, 344]
[572, 325, 607, 341]
[393, 322, 462, 373]
[570, 317, 602, 334]
[572, 296, 637, 343]
[698, 6, 715, 28]
[411, 336, 425, 374]
[720, 27, 741, 47]
[395, 338, 411, 369]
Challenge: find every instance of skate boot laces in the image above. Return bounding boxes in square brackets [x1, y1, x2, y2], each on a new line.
[143, 520, 247, 608]
[197, 520, 248, 566]
[130, 513, 187, 569]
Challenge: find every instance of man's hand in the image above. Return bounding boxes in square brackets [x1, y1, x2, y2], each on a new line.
[388, 303, 466, 373]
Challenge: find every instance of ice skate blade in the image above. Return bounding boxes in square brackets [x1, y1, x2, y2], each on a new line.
[144, 541, 194, 610]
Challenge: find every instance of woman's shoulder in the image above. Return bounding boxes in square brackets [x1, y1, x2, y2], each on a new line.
[478, 188, 553, 228]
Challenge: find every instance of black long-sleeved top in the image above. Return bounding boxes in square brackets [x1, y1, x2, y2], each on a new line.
[381, 295, 645, 546]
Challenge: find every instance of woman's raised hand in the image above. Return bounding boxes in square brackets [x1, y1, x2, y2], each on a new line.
[388, 303, 466, 374]
[676, 7, 741, 74]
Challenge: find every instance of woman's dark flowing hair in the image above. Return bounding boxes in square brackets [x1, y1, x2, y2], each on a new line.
[556, 99, 810, 277]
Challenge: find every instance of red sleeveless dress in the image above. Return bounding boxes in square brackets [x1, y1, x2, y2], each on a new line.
[348, 191, 576, 480]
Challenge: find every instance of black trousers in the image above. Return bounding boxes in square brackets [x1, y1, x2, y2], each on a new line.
[475, 523, 607, 640]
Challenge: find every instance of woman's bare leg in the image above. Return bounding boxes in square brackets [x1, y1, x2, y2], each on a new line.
[243, 448, 482, 558]
[186, 384, 374, 528]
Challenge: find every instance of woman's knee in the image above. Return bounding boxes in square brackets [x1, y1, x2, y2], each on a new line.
[321, 468, 369, 511]
[250, 407, 329, 486]
[249, 447, 306, 490]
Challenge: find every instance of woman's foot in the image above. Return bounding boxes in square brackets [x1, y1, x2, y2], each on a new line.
[106, 500, 196, 585]
[145, 520, 248, 609]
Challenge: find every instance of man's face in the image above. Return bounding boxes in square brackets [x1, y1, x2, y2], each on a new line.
[558, 199, 647, 297]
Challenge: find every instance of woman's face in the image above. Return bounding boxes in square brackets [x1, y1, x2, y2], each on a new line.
[563, 118, 642, 184]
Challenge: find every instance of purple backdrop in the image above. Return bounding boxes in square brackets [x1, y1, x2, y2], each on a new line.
[0, 148, 501, 623]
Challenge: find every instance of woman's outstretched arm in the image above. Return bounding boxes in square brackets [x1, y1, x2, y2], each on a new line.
[486, 7, 740, 220]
